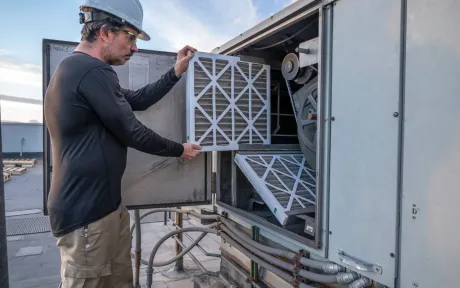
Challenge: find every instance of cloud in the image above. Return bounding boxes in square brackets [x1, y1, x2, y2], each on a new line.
[0, 59, 42, 102]
[141, 0, 263, 52]
[0, 60, 41, 88]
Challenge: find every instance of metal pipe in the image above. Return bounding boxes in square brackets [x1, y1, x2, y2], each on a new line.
[220, 218, 297, 259]
[20, 138, 25, 157]
[299, 257, 345, 274]
[220, 232, 296, 284]
[221, 253, 264, 288]
[218, 274, 239, 288]
[348, 277, 372, 288]
[134, 209, 142, 288]
[220, 224, 295, 271]
[168, 218, 220, 258]
[151, 227, 215, 267]
[164, 225, 207, 274]
[221, 219, 344, 273]
[146, 225, 218, 287]
[174, 208, 184, 271]
[130, 208, 219, 236]
[231, 151, 237, 207]
[297, 269, 359, 284]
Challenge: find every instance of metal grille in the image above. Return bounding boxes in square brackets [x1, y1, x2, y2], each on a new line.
[186, 52, 270, 151]
[6, 216, 51, 236]
[234, 153, 316, 225]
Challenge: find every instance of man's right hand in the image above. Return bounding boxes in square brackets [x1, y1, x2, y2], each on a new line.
[181, 143, 202, 160]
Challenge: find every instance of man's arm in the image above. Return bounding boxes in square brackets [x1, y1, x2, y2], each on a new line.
[122, 45, 198, 111]
[78, 66, 184, 157]
[121, 67, 180, 111]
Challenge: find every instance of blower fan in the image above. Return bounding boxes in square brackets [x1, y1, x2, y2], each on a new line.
[282, 52, 318, 170]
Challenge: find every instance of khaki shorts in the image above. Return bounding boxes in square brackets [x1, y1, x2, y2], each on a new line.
[56, 204, 133, 288]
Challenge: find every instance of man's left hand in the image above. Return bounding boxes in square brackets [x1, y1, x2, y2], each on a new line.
[174, 45, 198, 78]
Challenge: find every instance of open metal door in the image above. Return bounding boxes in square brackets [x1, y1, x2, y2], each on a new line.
[42, 39, 211, 214]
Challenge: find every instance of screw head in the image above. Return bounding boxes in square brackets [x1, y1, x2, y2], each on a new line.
[390, 253, 395, 258]
[413, 281, 418, 287]
[393, 112, 399, 117]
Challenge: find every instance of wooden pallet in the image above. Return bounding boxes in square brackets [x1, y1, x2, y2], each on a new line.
[3, 158, 36, 168]
[3, 172, 11, 182]
[3, 167, 27, 175]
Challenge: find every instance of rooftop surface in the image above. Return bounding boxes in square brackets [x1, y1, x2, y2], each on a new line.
[4, 159, 222, 288]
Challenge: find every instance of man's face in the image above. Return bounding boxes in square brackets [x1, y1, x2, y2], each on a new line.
[104, 26, 139, 66]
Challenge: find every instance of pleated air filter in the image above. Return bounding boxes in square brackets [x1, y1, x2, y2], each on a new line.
[234, 153, 316, 225]
[186, 52, 271, 151]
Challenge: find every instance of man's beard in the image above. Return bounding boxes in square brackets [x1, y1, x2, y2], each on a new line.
[105, 52, 133, 65]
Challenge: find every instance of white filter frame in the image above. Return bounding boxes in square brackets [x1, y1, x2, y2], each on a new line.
[234, 153, 317, 226]
[186, 51, 271, 151]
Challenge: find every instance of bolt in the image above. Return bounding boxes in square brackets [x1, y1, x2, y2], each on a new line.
[413, 281, 418, 287]
[390, 253, 395, 258]
[331, 116, 335, 121]
[393, 112, 399, 117]
[329, 231, 332, 235]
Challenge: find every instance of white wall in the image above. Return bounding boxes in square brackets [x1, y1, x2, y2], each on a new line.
[1, 122, 43, 153]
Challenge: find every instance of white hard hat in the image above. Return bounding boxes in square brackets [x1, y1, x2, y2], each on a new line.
[79, 0, 150, 41]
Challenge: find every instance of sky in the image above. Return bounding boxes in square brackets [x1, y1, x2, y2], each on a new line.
[0, 0, 297, 123]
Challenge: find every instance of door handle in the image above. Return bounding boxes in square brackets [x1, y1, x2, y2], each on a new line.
[338, 250, 383, 275]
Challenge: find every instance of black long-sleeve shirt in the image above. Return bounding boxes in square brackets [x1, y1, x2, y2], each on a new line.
[44, 51, 184, 237]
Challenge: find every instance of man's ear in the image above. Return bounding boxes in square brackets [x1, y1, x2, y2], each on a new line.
[99, 25, 113, 43]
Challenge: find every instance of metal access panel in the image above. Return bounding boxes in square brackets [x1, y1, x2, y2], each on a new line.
[327, 1, 400, 287]
[399, 1, 460, 287]
[186, 51, 271, 151]
[42, 39, 210, 214]
[234, 153, 316, 226]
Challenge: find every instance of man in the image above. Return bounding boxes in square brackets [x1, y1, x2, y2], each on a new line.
[44, 0, 202, 287]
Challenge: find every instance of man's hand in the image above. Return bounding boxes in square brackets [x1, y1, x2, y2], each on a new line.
[180, 143, 202, 160]
[174, 45, 198, 78]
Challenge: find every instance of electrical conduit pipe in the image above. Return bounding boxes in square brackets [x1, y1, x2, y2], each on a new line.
[146, 224, 218, 288]
[220, 218, 345, 274]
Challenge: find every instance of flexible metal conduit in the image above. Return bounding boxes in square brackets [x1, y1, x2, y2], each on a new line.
[168, 218, 221, 258]
[220, 232, 296, 284]
[163, 225, 208, 273]
[220, 224, 296, 271]
[220, 218, 345, 274]
[220, 218, 297, 259]
[130, 208, 219, 236]
[349, 277, 373, 288]
[146, 225, 219, 288]
[221, 223, 357, 284]
[299, 257, 346, 274]
[221, 232, 321, 288]
[130, 208, 220, 286]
